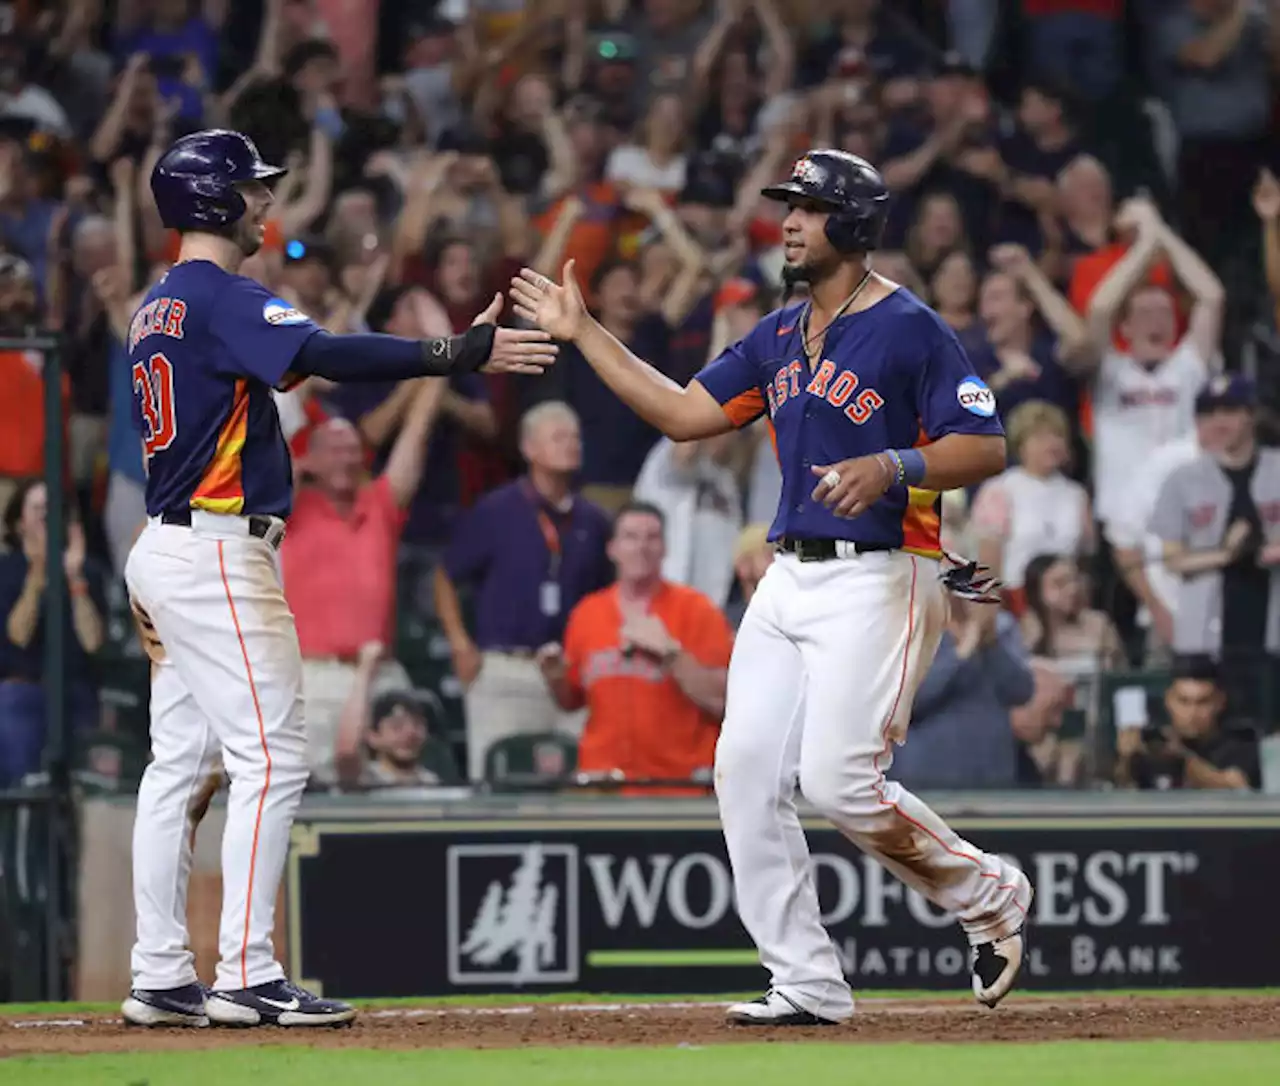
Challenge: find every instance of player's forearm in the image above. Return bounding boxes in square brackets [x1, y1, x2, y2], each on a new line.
[292, 326, 495, 381]
[669, 655, 727, 718]
[919, 434, 1006, 491]
[573, 318, 710, 441]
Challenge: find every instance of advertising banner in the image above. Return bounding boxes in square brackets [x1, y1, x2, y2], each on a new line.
[286, 816, 1280, 997]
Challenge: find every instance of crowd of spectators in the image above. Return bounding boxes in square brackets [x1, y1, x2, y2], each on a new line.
[1, 0, 1279, 797]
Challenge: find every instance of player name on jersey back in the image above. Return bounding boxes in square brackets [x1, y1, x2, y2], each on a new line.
[128, 297, 189, 352]
[128, 261, 322, 521]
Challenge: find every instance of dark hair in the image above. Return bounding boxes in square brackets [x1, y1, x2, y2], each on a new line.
[424, 233, 472, 276]
[1169, 653, 1222, 687]
[2, 478, 42, 549]
[1022, 77, 1080, 127]
[365, 285, 414, 333]
[283, 40, 339, 81]
[370, 689, 444, 734]
[613, 500, 666, 535]
[589, 256, 636, 299]
[1021, 553, 1073, 657]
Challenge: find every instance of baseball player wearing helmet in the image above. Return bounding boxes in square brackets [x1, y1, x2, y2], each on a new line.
[511, 149, 1031, 1026]
[120, 130, 555, 1029]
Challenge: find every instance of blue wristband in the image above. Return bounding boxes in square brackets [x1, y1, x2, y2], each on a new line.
[894, 448, 927, 487]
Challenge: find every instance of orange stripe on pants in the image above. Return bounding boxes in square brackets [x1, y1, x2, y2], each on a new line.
[217, 540, 274, 989]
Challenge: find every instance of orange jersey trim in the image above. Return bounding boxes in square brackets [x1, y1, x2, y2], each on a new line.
[901, 424, 942, 558]
[721, 388, 766, 429]
[192, 379, 250, 514]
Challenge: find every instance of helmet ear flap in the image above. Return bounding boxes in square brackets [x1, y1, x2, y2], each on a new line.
[186, 176, 246, 227]
[824, 211, 860, 255]
[823, 205, 887, 255]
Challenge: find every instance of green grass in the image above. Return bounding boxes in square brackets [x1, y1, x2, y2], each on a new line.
[4, 1042, 1278, 1086]
[4, 988, 1279, 1017]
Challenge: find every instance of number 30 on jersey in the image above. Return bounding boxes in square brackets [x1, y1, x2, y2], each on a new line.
[133, 352, 178, 459]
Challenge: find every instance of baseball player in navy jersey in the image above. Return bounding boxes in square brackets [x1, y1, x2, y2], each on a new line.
[511, 149, 1032, 1026]
[120, 130, 556, 1029]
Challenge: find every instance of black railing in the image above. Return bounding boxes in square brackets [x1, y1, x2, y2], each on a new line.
[0, 333, 75, 1001]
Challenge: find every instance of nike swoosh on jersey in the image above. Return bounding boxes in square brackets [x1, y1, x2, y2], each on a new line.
[258, 997, 301, 1011]
[777, 325, 794, 335]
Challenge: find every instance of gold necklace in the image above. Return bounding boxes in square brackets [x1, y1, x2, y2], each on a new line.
[800, 268, 875, 365]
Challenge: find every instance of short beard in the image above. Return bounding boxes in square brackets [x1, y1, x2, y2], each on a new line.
[235, 218, 263, 258]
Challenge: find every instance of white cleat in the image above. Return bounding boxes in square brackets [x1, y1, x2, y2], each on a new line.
[972, 928, 1026, 1008]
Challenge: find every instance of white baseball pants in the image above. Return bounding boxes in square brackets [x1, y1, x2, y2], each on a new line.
[125, 514, 309, 992]
[715, 551, 1031, 1022]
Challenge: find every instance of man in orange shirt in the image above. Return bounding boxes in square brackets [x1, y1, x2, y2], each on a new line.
[538, 501, 732, 794]
[0, 256, 68, 512]
[280, 376, 445, 784]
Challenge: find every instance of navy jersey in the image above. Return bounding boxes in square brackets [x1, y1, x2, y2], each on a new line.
[127, 260, 320, 518]
[696, 288, 1003, 555]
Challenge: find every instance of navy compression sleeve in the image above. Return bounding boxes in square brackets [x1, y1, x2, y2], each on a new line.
[290, 325, 495, 381]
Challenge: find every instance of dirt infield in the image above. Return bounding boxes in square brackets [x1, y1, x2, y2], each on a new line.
[3, 996, 1279, 1057]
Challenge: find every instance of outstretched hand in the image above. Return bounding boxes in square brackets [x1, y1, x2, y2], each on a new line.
[470, 292, 559, 375]
[509, 261, 589, 342]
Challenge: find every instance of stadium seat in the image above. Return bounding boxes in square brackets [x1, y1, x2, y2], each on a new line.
[483, 732, 578, 787]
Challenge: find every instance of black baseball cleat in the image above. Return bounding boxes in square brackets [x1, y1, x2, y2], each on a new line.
[972, 928, 1026, 1008]
[122, 983, 210, 1027]
[205, 979, 356, 1027]
[726, 990, 842, 1026]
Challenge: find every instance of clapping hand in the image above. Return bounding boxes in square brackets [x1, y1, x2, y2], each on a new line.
[620, 612, 678, 661]
[470, 293, 559, 374]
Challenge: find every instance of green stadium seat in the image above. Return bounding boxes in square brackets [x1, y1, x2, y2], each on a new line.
[484, 732, 578, 785]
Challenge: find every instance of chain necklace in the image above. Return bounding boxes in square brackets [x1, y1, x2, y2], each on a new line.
[800, 267, 875, 366]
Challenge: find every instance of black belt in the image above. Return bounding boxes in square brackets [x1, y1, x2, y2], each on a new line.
[161, 509, 285, 549]
[777, 537, 895, 562]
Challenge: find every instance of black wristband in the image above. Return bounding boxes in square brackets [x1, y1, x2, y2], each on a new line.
[421, 324, 495, 376]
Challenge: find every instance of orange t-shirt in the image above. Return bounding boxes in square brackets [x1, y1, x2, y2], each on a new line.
[565, 582, 733, 795]
[532, 183, 637, 300]
[0, 350, 69, 479]
[1068, 242, 1180, 348]
[280, 474, 407, 658]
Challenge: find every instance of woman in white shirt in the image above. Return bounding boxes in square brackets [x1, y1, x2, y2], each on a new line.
[970, 400, 1093, 612]
[605, 93, 689, 194]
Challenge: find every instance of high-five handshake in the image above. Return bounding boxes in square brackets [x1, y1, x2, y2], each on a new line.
[509, 261, 590, 342]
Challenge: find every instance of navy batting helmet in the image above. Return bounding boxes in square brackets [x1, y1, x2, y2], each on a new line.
[761, 149, 889, 254]
[150, 129, 287, 232]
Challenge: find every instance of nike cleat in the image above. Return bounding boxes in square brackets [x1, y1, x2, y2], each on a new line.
[205, 979, 356, 1027]
[122, 983, 210, 1027]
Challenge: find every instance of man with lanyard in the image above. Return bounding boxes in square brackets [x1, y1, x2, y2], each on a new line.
[435, 401, 613, 780]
